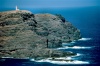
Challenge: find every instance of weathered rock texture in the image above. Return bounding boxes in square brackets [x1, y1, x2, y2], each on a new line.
[0, 10, 81, 58]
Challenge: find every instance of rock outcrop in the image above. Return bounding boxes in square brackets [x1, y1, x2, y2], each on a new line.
[0, 10, 81, 58]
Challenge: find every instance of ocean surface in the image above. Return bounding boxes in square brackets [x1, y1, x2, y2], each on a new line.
[0, 6, 100, 66]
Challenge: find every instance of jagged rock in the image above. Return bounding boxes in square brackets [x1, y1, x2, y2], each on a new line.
[0, 10, 81, 58]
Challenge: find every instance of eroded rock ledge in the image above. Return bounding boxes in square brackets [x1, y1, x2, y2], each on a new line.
[0, 10, 81, 58]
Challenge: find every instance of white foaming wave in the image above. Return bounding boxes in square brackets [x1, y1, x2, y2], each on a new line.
[34, 59, 89, 65]
[30, 57, 89, 65]
[55, 57, 72, 60]
[71, 53, 82, 57]
[66, 46, 92, 49]
[30, 59, 35, 61]
[79, 38, 92, 41]
[71, 41, 76, 43]
[30, 57, 72, 62]
[57, 47, 65, 50]
[76, 53, 82, 56]
[57, 46, 92, 50]
[71, 60, 89, 64]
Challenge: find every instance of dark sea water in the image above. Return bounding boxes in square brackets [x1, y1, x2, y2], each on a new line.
[0, 6, 100, 66]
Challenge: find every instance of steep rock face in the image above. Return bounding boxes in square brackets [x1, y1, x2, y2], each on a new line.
[0, 10, 81, 58]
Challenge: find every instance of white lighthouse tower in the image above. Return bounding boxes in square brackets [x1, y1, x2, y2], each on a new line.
[16, 6, 19, 11]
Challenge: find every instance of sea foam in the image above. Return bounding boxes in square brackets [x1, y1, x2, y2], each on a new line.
[57, 46, 92, 50]
[79, 38, 92, 41]
[65, 46, 92, 49]
[30, 54, 89, 65]
[33, 59, 89, 65]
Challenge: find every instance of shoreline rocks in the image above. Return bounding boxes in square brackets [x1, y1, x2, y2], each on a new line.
[0, 10, 81, 58]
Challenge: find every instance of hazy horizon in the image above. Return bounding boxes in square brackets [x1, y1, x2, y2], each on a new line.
[0, 0, 99, 9]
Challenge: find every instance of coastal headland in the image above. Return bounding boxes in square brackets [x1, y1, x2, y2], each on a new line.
[0, 10, 81, 59]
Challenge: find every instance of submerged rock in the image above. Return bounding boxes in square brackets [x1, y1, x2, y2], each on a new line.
[0, 10, 81, 58]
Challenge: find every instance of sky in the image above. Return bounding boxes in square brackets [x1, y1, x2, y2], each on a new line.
[0, 0, 100, 8]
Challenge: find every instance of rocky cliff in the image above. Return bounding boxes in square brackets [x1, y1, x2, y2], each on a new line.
[0, 10, 81, 58]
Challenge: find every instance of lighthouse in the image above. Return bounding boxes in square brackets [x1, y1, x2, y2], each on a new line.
[16, 6, 19, 11]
